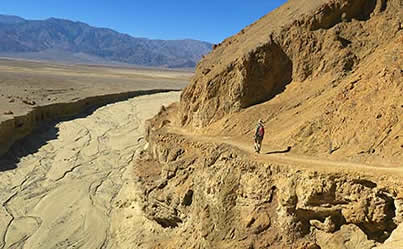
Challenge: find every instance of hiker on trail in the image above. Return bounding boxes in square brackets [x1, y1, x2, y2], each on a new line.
[254, 119, 265, 153]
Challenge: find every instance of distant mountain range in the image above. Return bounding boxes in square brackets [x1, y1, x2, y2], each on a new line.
[0, 14, 213, 68]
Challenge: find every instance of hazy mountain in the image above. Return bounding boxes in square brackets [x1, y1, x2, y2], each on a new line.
[0, 14, 25, 24]
[0, 14, 212, 68]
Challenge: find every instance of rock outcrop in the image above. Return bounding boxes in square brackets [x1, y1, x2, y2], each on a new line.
[181, 0, 400, 127]
[134, 119, 403, 248]
[179, 0, 402, 163]
[131, 0, 403, 248]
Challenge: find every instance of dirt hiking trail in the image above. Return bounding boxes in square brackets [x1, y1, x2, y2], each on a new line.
[171, 128, 403, 178]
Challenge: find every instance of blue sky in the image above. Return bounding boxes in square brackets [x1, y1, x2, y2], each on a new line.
[1, 0, 287, 43]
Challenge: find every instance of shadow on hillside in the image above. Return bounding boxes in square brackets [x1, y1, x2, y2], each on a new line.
[266, 146, 292, 155]
[242, 42, 293, 108]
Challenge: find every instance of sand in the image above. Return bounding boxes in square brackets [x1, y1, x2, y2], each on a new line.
[0, 92, 180, 249]
[0, 59, 190, 120]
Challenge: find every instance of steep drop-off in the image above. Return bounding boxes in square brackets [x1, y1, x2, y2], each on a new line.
[135, 114, 403, 248]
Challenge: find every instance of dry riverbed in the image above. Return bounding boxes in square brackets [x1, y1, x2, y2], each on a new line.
[0, 92, 180, 249]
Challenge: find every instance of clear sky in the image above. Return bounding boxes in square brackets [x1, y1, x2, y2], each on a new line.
[1, 0, 287, 43]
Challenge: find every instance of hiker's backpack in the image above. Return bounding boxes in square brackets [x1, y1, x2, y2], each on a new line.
[257, 125, 265, 137]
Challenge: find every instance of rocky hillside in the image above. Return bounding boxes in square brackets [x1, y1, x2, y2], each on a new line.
[179, 0, 402, 164]
[0, 15, 212, 68]
[136, 123, 403, 248]
[131, 0, 403, 248]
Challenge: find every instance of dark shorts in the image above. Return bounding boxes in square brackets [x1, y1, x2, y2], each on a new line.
[255, 136, 263, 143]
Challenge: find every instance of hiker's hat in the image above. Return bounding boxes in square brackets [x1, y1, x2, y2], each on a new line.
[258, 119, 263, 124]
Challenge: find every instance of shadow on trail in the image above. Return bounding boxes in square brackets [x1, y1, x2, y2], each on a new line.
[266, 146, 292, 155]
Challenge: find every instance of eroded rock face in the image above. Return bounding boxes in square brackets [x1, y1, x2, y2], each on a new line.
[132, 0, 402, 248]
[180, 41, 292, 128]
[374, 223, 403, 249]
[179, 0, 400, 128]
[280, 175, 398, 242]
[134, 121, 403, 248]
[316, 224, 376, 249]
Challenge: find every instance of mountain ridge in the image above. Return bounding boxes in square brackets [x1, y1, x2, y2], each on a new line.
[0, 14, 25, 24]
[0, 14, 212, 68]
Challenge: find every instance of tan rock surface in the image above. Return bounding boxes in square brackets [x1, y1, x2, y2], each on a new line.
[316, 224, 376, 249]
[136, 0, 403, 243]
[135, 109, 403, 248]
[374, 223, 403, 249]
[179, 0, 401, 165]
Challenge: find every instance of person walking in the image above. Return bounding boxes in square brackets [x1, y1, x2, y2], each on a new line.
[254, 119, 265, 153]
